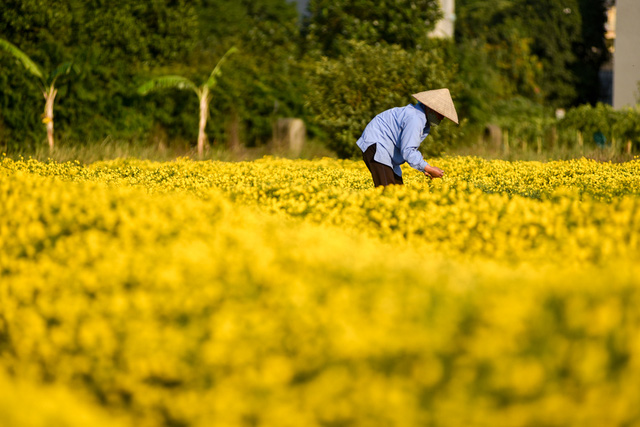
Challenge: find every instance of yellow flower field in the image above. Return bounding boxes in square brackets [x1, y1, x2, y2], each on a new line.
[2, 155, 640, 426]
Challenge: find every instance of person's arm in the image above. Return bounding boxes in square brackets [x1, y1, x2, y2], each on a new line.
[424, 165, 444, 179]
[399, 118, 444, 179]
[399, 119, 429, 172]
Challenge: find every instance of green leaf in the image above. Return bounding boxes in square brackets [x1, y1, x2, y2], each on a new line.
[48, 62, 74, 86]
[137, 76, 198, 96]
[0, 38, 44, 80]
[205, 46, 238, 89]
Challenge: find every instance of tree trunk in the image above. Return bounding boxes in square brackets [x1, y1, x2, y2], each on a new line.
[197, 87, 210, 158]
[43, 85, 57, 152]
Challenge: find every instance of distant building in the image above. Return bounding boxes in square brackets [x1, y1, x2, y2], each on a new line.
[429, 0, 455, 39]
[605, 3, 616, 41]
[612, 0, 640, 108]
[599, 2, 615, 104]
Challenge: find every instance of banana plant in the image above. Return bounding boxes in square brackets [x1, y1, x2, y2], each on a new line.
[138, 47, 238, 157]
[0, 39, 73, 152]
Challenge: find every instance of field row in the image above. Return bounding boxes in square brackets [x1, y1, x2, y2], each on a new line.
[4, 155, 640, 264]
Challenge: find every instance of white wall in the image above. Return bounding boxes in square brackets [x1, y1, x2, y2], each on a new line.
[429, 0, 456, 39]
[613, 0, 640, 108]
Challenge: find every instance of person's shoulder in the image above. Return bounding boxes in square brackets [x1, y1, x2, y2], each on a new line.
[404, 104, 426, 121]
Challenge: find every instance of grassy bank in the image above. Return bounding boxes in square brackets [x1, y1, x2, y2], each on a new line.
[2, 138, 337, 164]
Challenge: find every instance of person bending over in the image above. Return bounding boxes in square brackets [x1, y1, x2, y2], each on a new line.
[357, 88, 459, 187]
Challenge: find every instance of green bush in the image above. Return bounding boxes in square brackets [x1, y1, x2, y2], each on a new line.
[305, 41, 460, 159]
[559, 103, 640, 149]
[480, 100, 640, 154]
[490, 97, 556, 150]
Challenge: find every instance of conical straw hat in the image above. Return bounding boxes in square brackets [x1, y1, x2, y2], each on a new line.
[412, 88, 459, 124]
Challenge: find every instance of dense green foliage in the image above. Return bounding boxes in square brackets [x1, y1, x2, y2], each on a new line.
[304, 0, 441, 56]
[0, 0, 200, 148]
[516, 0, 582, 107]
[454, 0, 544, 104]
[0, 0, 303, 150]
[455, 0, 609, 112]
[0, 0, 623, 158]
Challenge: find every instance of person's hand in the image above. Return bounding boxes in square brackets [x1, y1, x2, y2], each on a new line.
[424, 165, 444, 179]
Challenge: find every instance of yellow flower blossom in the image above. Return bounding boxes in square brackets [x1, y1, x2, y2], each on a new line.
[1, 155, 640, 426]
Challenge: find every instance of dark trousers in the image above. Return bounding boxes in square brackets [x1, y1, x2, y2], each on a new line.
[362, 144, 404, 187]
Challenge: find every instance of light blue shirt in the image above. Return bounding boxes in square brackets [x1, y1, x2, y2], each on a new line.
[356, 103, 431, 177]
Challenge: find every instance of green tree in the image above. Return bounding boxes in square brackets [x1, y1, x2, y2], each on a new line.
[138, 48, 237, 157]
[193, 0, 306, 148]
[454, 0, 543, 127]
[514, 0, 582, 107]
[304, 0, 442, 56]
[573, 0, 610, 105]
[0, 38, 73, 151]
[194, 0, 300, 52]
[456, 0, 583, 108]
[455, 0, 515, 40]
[192, 0, 306, 146]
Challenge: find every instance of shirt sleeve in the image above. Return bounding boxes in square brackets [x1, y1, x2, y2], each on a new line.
[399, 117, 429, 172]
